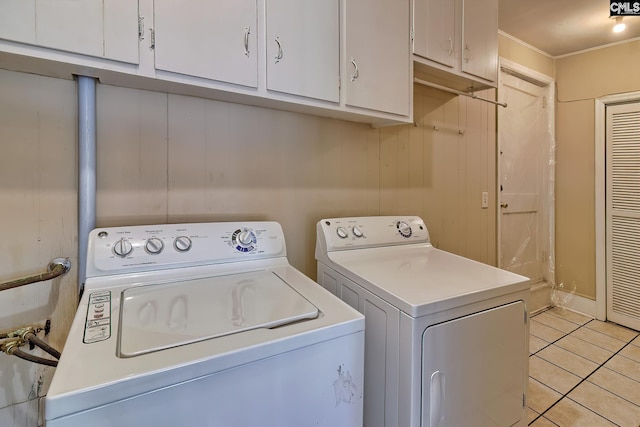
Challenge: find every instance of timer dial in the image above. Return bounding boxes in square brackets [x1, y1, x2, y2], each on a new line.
[113, 238, 133, 258]
[352, 226, 364, 238]
[396, 221, 412, 238]
[232, 228, 257, 252]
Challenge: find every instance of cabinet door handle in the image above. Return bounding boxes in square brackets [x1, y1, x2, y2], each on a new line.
[350, 57, 359, 82]
[464, 44, 471, 62]
[447, 38, 453, 56]
[430, 371, 445, 426]
[274, 37, 283, 63]
[500, 203, 509, 209]
[244, 27, 250, 58]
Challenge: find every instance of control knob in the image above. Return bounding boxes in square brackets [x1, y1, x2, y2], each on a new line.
[232, 228, 257, 252]
[174, 236, 192, 252]
[352, 226, 364, 238]
[113, 238, 133, 258]
[237, 230, 254, 246]
[396, 221, 412, 238]
[336, 227, 348, 239]
[145, 237, 164, 255]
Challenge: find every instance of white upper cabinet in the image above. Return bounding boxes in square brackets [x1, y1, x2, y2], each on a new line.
[0, 0, 36, 44]
[460, 0, 498, 82]
[265, 0, 339, 103]
[413, 0, 455, 68]
[0, 0, 139, 64]
[345, 0, 411, 116]
[153, 0, 258, 88]
[413, 0, 498, 89]
[0, 0, 412, 126]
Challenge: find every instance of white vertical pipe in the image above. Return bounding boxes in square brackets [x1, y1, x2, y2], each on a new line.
[77, 76, 97, 293]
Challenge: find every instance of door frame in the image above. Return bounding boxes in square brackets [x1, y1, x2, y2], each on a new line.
[594, 91, 640, 321]
[497, 58, 555, 281]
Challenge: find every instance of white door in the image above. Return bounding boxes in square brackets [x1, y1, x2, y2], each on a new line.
[265, 0, 339, 102]
[606, 102, 640, 330]
[498, 71, 554, 284]
[422, 301, 527, 427]
[154, 0, 258, 88]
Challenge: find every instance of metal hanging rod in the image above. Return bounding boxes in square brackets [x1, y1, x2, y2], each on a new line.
[414, 78, 507, 108]
[0, 258, 71, 293]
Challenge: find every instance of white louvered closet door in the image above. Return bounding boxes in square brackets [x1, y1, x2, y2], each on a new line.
[606, 102, 640, 330]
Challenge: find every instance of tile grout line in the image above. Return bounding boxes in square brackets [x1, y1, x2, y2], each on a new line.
[529, 318, 640, 426]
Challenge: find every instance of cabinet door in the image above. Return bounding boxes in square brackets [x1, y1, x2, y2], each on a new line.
[345, 0, 411, 116]
[154, 0, 258, 88]
[0, 0, 138, 63]
[413, 0, 455, 68]
[34, 0, 138, 63]
[0, 0, 36, 44]
[460, 0, 497, 82]
[266, 0, 339, 102]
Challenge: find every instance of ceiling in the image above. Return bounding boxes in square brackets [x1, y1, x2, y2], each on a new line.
[498, 0, 640, 56]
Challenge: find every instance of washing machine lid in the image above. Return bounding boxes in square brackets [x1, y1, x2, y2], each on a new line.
[118, 271, 319, 357]
[327, 244, 530, 317]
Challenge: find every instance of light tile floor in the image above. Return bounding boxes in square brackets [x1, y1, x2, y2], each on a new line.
[528, 307, 640, 426]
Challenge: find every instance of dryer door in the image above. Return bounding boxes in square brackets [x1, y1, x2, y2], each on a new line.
[421, 301, 527, 427]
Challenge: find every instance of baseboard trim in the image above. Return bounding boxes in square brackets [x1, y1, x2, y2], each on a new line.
[551, 290, 597, 318]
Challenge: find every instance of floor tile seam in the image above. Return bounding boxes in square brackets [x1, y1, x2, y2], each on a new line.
[532, 376, 623, 427]
[534, 350, 599, 379]
[565, 323, 626, 354]
[582, 324, 640, 343]
[528, 411, 559, 426]
[562, 396, 623, 427]
[530, 316, 590, 349]
[529, 354, 583, 386]
[542, 308, 593, 326]
[530, 319, 579, 337]
[529, 339, 554, 356]
[573, 319, 629, 347]
[533, 321, 611, 362]
[531, 324, 625, 426]
[527, 376, 565, 425]
[584, 376, 640, 410]
[599, 349, 640, 384]
[564, 338, 640, 417]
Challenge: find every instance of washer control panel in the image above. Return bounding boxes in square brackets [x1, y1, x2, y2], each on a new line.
[318, 216, 430, 252]
[87, 222, 286, 277]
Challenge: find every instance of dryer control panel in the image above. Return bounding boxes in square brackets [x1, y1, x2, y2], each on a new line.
[86, 222, 287, 277]
[316, 216, 430, 253]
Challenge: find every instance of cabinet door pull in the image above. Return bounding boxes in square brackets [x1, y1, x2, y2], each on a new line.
[447, 37, 453, 56]
[138, 16, 145, 41]
[149, 28, 155, 50]
[244, 27, 250, 58]
[464, 44, 471, 62]
[274, 37, 283, 63]
[350, 57, 359, 82]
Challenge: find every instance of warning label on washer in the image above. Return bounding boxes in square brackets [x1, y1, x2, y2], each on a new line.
[84, 291, 111, 344]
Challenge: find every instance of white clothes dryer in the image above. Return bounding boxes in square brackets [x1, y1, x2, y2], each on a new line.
[315, 216, 530, 427]
[46, 221, 364, 427]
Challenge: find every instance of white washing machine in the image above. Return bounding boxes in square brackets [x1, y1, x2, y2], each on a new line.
[315, 216, 530, 427]
[46, 221, 364, 427]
